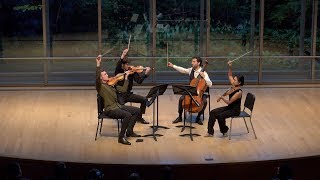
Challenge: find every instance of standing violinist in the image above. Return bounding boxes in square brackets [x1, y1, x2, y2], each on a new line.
[167, 57, 212, 125]
[95, 55, 141, 145]
[205, 60, 244, 137]
[114, 48, 152, 124]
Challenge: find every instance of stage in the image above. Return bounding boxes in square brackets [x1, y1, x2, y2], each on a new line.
[0, 85, 319, 165]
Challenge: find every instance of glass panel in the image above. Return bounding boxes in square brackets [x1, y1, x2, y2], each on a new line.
[155, 0, 206, 82]
[49, 0, 98, 57]
[101, 0, 153, 83]
[262, 57, 311, 82]
[209, 0, 259, 56]
[101, 0, 150, 57]
[207, 0, 259, 83]
[0, 0, 44, 85]
[208, 57, 259, 84]
[264, 0, 313, 56]
[316, 2, 320, 80]
[47, 0, 98, 84]
[156, 0, 204, 57]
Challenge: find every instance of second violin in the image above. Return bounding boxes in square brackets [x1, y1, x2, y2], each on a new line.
[128, 66, 153, 73]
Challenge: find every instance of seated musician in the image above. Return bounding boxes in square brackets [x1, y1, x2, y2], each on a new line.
[114, 49, 152, 124]
[95, 55, 141, 145]
[167, 57, 212, 125]
[206, 60, 244, 137]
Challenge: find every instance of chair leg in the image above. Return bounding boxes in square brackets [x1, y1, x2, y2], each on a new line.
[202, 110, 204, 121]
[95, 119, 100, 141]
[208, 95, 211, 112]
[243, 117, 249, 133]
[99, 118, 103, 134]
[117, 119, 120, 136]
[203, 95, 210, 121]
[229, 118, 233, 140]
[249, 117, 257, 139]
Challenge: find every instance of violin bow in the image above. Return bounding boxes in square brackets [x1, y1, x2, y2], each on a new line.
[230, 51, 252, 63]
[101, 46, 116, 57]
[166, 42, 169, 65]
[127, 35, 132, 50]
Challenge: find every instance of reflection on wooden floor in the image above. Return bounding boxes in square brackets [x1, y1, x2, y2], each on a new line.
[0, 85, 319, 165]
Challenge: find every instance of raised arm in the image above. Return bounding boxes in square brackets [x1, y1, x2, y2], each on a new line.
[167, 62, 190, 74]
[120, 48, 129, 60]
[95, 55, 102, 92]
[227, 60, 235, 84]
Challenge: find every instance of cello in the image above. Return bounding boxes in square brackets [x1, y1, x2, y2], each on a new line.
[182, 60, 209, 113]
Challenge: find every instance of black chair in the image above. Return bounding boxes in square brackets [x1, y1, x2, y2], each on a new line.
[229, 92, 257, 140]
[95, 94, 122, 141]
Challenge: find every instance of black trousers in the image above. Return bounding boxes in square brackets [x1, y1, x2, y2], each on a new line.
[106, 106, 141, 137]
[207, 106, 240, 135]
[117, 92, 147, 118]
[178, 94, 208, 118]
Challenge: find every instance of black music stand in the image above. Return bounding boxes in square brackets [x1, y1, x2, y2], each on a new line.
[143, 84, 168, 141]
[172, 85, 201, 141]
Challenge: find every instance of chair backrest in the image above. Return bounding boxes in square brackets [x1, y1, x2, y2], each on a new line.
[244, 93, 255, 112]
[97, 94, 104, 115]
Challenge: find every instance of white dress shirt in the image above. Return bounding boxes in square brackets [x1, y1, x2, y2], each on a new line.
[172, 65, 212, 87]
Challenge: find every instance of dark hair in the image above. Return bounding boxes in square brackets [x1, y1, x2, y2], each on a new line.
[235, 75, 244, 86]
[115, 58, 131, 75]
[121, 57, 131, 64]
[192, 56, 202, 66]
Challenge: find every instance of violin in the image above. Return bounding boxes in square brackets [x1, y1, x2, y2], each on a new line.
[106, 66, 153, 86]
[128, 66, 153, 73]
[217, 85, 241, 102]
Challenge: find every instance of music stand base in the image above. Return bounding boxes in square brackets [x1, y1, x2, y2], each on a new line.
[180, 133, 201, 141]
[143, 134, 163, 141]
[176, 125, 195, 128]
[150, 125, 170, 130]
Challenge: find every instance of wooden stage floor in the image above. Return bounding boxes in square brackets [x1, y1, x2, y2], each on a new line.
[0, 85, 319, 165]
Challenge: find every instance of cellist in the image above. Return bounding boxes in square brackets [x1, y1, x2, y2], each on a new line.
[167, 57, 212, 125]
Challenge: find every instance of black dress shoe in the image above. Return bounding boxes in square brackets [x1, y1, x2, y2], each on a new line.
[138, 118, 149, 124]
[196, 117, 203, 125]
[126, 132, 141, 137]
[118, 137, 131, 145]
[172, 117, 182, 124]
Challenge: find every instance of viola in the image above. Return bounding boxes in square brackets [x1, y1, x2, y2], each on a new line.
[106, 73, 126, 86]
